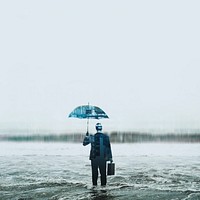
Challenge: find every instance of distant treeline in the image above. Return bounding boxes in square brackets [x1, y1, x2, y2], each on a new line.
[1, 132, 200, 143]
[109, 132, 200, 143]
[0, 134, 84, 143]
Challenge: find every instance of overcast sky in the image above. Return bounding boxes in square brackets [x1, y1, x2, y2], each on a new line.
[0, 1, 200, 133]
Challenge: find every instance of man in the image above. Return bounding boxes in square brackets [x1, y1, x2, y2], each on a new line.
[83, 123, 113, 186]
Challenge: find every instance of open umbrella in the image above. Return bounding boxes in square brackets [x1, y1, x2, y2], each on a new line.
[68, 103, 109, 134]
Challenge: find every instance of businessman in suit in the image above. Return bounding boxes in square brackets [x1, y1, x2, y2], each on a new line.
[83, 123, 113, 186]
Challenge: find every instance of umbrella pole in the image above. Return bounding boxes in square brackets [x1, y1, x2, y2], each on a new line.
[86, 102, 90, 135]
[86, 118, 89, 135]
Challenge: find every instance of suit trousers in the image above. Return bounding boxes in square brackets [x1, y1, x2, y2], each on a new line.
[91, 157, 107, 186]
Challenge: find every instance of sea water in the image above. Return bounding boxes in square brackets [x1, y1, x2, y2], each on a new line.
[0, 142, 200, 200]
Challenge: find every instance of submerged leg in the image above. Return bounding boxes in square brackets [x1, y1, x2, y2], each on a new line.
[91, 160, 98, 185]
[99, 159, 107, 186]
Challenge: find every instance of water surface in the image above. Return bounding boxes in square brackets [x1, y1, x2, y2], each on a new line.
[0, 142, 200, 199]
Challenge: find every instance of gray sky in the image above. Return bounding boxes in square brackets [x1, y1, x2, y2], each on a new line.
[0, 1, 200, 133]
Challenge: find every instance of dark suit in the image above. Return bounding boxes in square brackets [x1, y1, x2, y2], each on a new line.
[83, 132, 112, 185]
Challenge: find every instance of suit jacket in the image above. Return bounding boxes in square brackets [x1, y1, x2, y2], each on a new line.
[83, 132, 112, 161]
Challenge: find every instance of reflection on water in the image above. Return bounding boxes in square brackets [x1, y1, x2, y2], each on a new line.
[88, 188, 114, 200]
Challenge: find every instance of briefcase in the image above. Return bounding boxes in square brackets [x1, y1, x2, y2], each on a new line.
[107, 162, 115, 175]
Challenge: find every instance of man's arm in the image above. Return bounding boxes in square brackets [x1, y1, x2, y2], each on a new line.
[105, 135, 113, 161]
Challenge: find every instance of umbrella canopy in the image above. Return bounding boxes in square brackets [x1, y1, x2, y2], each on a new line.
[68, 105, 109, 119]
[68, 104, 109, 134]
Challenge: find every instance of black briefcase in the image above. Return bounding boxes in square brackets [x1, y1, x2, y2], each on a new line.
[107, 162, 115, 175]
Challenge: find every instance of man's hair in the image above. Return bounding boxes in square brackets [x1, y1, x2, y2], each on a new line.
[95, 123, 102, 131]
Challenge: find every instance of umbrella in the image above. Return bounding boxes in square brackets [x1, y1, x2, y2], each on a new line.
[68, 103, 109, 134]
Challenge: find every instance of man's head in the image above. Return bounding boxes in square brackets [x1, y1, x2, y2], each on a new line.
[95, 123, 102, 131]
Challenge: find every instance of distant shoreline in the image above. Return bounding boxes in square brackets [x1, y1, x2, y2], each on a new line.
[1, 132, 200, 143]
